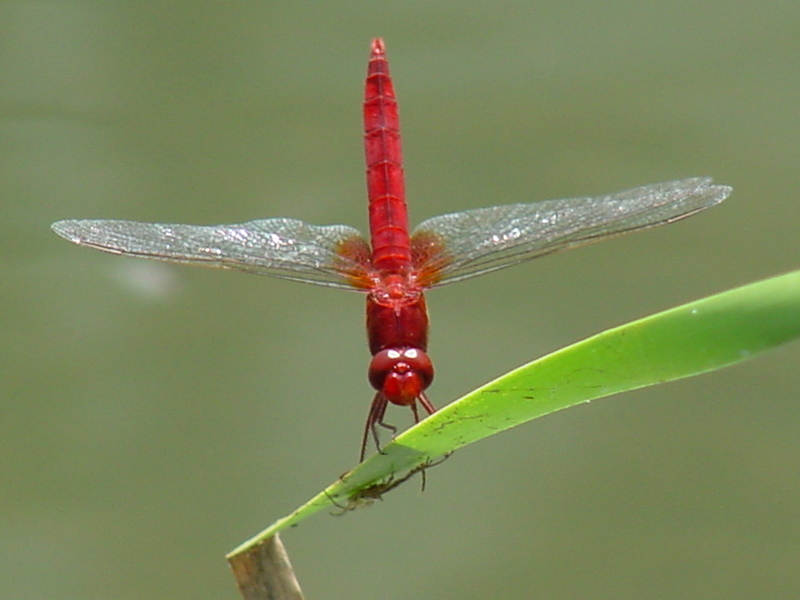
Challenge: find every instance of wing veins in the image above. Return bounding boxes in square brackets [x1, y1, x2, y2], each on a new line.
[412, 178, 731, 287]
[52, 217, 372, 290]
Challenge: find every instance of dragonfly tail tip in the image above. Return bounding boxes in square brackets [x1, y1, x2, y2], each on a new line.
[371, 38, 385, 56]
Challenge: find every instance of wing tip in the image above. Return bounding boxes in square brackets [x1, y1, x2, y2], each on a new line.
[51, 219, 84, 243]
[693, 177, 733, 207]
[661, 177, 731, 208]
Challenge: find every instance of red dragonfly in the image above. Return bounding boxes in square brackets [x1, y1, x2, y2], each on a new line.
[52, 39, 731, 460]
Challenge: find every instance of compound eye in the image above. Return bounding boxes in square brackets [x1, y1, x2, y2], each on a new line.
[368, 347, 434, 394]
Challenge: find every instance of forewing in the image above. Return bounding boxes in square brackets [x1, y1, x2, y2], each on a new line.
[51, 218, 374, 290]
[411, 177, 731, 287]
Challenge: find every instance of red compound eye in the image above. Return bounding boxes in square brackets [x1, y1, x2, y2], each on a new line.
[368, 347, 434, 406]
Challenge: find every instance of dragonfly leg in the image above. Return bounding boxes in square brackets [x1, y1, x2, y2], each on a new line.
[361, 393, 436, 461]
[418, 392, 437, 416]
[361, 392, 391, 461]
[373, 412, 397, 455]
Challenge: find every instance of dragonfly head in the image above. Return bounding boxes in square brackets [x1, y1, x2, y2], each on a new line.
[368, 347, 434, 406]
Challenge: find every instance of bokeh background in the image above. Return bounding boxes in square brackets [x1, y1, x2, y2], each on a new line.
[2, 2, 799, 599]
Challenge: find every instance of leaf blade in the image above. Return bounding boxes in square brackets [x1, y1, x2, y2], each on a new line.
[229, 269, 800, 555]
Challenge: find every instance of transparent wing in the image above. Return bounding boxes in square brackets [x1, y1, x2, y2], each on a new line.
[51, 217, 374, 290]
[411, 177, 731, 287]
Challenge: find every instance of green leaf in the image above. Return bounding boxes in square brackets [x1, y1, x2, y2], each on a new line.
[228, 270, 800, 557]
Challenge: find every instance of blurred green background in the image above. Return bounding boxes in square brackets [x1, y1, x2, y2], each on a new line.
[2, 1, 799, 599]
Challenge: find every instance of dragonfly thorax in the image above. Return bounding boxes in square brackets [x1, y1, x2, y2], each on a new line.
[365, 288, 429, 355]
[369, 273, 421, 307]
[368, 347, 434, 406]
